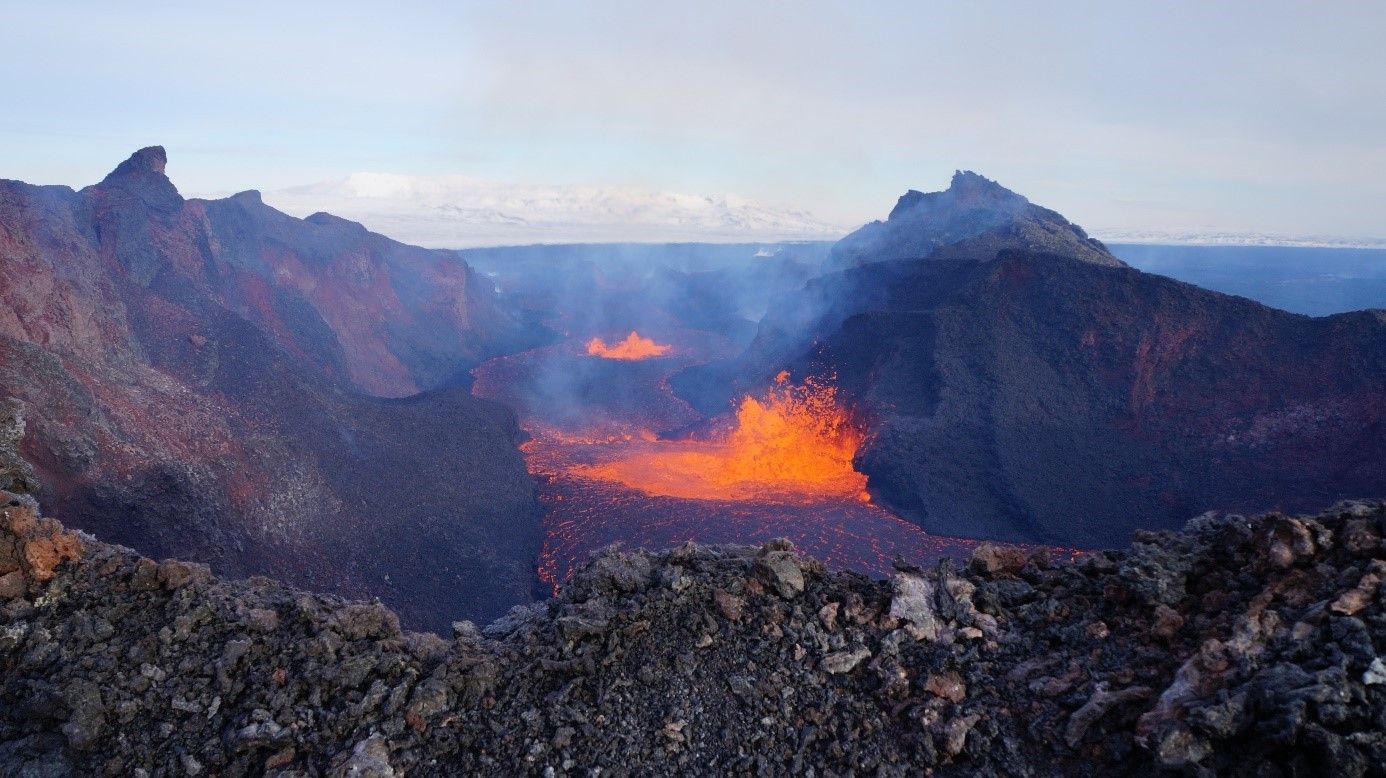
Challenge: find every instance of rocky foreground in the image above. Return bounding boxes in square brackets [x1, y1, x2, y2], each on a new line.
[3, 425, 1385, 774]
[2, 510, 1383, 776]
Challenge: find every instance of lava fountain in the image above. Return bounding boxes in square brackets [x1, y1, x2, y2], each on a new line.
[585, 331, 673, 360]
[572, 371, 870, 503]
[472, 339, 1024, 588]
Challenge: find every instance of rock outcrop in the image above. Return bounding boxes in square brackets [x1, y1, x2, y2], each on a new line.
[0, 399, 38, 506]
[3, 428, 1381, 775]
[827, 170, 1120, 269]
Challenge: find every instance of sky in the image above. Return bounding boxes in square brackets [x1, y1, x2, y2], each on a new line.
[2, 0, 1384, 245]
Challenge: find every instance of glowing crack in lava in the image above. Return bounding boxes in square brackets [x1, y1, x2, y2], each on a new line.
[585, 331, 672, 360]
[573, 372, 870, 503]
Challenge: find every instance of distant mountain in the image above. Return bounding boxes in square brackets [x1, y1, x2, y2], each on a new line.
[259, 173, 848, 248]
[1096, 229, 1386, 250]
[1112, 243, 1386, 316]
[674, 174, 1386, 547]
[827, 171, 1119, 269]
[0, 147, 545, 629]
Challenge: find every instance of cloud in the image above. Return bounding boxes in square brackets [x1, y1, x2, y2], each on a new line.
[6, 2, 1385, 240]
[260, 174, 849, 247]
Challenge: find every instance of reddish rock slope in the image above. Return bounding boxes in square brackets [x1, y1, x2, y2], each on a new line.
[0, 149, 545, 630]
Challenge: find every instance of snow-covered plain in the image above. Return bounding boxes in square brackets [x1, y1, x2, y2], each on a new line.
[258, 173, 848, 248]
[1092, 229, 1386, 250]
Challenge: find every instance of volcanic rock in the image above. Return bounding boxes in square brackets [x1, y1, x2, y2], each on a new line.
[0, 478, 1383, 773]
[968, 542, 1028, 575]
[0, 400, 36, 499]
[756, 549, 806, 598]
[1365, 658, 1386, 686]
[1152, 604, 1185, 641]
[0, 149, 545, 630]
[924, 671, 967, 703]
[1065, 684, 1153, 747]
[0, 503, 82, 588]
[820, 647, 871, 674]
[675, 173, 1386, 549]
[713, 589, 745, 622]
[888, 569, 940, 639]
[828, 170, 1119, 269]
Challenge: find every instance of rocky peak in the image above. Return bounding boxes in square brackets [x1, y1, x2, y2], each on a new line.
[885, 189, 928, 221]
[947, 169, 1026, 207]
[304, 210, 370, 233]
[886, 170, 1028, 222]
[832, 170, 1120, 268]
[104, 145, 167, 178]
[96, 145, 183, 212]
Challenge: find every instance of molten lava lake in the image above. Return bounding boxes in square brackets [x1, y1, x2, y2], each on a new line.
[585, 331, 673, 360]
[472, 335, 1001, 589]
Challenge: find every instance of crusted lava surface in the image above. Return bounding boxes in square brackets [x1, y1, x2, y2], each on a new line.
[3, 420, 1383, 775]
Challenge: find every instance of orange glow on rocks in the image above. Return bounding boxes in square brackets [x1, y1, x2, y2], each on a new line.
[585, 331, 672, 360]
[573, 373, 870, 503]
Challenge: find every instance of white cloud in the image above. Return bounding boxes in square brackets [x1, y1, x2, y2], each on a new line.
[260, 174, 849, 248]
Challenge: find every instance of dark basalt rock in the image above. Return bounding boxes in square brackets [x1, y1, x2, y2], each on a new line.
[2, 407, 1382, 775]
[0, 399, 37, 500]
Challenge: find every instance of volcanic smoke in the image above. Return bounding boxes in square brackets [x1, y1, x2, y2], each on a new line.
[585, 331, 672, 360]
[573, 372, 869, 503]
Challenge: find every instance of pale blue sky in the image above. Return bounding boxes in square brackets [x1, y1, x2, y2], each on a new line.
[2, 0, 1383, 240]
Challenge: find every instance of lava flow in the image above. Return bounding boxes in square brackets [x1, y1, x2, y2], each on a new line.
[585, 331, 672, 360]
[573, 372, 869, 503]
[472, 332, 1035, 589]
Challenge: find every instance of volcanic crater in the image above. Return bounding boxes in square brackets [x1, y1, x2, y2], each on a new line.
[471, 328, 1004, 590]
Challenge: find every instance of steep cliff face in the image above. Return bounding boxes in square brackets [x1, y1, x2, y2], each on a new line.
[2, 420, 1382, 775]
[675, 176, 1386, 547]
[0, 150, 545, 630]
[820, 252, 1386, 546]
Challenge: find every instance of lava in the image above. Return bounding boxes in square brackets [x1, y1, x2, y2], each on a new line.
[585, 331, 672, 360]
[572, 372, 870, 503]
[472, 332, 1050, 591]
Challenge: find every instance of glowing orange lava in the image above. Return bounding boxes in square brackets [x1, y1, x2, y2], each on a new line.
[572, 373, 870, 503]
[585, 331, 672, 360]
